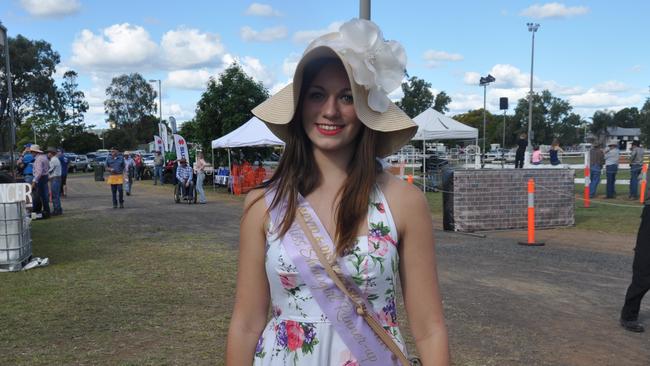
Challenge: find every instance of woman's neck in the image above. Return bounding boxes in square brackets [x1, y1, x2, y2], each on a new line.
[312, 146, 354, 189]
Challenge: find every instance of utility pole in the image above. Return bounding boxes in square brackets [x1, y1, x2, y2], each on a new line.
[359, 0, 370, 20]
[527, 23, 540, 152]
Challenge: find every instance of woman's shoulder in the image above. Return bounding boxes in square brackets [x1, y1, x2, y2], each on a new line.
[378, 173, 428, 211]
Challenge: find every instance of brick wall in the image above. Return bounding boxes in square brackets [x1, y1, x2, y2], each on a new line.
[446, 169, 575, 232]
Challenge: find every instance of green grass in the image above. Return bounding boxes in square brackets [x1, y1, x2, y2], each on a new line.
[0, 216, 237, 365]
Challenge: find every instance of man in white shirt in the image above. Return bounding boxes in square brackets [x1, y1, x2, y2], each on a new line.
[47, 147, 63, 215]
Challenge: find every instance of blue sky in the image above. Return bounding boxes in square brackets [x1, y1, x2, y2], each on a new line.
[2, 0, 649, 129]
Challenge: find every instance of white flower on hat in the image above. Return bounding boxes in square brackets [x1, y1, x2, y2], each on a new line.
[306, 19, 407, 113]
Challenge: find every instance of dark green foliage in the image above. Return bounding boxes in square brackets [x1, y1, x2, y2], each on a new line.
[62, 132, 101, 153]
[396, 76, 433, 118]
[104, 73, 156, 128]
[193, 64, 269, 152]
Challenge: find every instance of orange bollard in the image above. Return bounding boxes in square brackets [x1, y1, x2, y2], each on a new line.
[407, 175, 413, 184]
[584, 165, 590, 208]
[519, 178, 545, 246]
[640, 163, 648, 204]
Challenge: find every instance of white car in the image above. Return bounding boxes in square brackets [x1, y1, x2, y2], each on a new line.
[143, 155, 155, 168]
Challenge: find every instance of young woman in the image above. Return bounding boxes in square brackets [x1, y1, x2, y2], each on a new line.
[226, 19, 449, 365]
[549, 139, 564, 166]
[195, 152, 207, 204]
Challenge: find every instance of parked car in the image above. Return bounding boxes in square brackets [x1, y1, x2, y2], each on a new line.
[0, 152, 20, 171]
[93, 155, 108, 168]
[70, 154, 92, 172]
[143, 155, 155, 168]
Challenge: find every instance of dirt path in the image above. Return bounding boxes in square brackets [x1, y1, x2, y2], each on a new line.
[60, 174, 649, 365]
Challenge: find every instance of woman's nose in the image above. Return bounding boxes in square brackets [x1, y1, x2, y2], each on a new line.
[322, 96, 340, 119]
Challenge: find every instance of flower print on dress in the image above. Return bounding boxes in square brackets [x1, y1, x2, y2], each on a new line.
[254, 335, 266, 358]
[271, 320, 320, 358]
[380, 296, 398, 327]
[372, 201, 385, 214]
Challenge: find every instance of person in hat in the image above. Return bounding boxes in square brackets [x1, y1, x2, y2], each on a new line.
[106, 147, 125, 208]
[629, 140, 644, 200]
[47, 147, 63, 215]
[18, 144, 35, 184]
[175, 157, 194, 200]
[153, 150, 165, 185]
[30, 144, 51, 218]
[604, 139, 620, 199]
[588, 142, 605, 198]
[226, 19, 449, 365]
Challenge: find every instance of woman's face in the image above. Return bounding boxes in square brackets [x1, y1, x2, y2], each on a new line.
[301, 62, 362, 154]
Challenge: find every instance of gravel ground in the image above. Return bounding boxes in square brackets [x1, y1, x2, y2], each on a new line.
[58, 174, 649, 365]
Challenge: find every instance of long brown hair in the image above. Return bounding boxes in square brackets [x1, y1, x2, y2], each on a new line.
[250, 58, 382, 256]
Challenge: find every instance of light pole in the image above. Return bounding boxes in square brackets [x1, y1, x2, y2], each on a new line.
[148, 78, 166, 155]
[0, 22, 17, 178]
[527, 22, 540, 152]
[479, 74, 495, 167]
[359, 0, 371, 19]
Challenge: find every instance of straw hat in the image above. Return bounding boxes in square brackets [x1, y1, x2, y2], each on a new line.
[252, 19, 417, 158]
[29, 144, 43, 153]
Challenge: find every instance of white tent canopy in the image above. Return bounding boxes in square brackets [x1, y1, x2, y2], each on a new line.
[211, 116, 284, 149]
[412, 108, 478, 140]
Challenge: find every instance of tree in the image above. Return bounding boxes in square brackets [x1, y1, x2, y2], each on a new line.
[104, 73, 156, 128]
[590, 110, 614, 144]
[103, 128, 137, 151]
[640, 98, 650, 146]
[613, 107, 641, 128]
[1, 35, 60, 150]
[511, 90, 583, 146]
[453, 109, 504, 147]
[57, 70, 89, 134]
[194, 64, 269, 152]
[396, 76, 433, 118]
[433, 91, 452, 114]
[62, 132, 101, 153]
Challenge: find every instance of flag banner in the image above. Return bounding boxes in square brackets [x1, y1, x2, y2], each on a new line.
[173, 134, 188, 162]
[153, 135, 164, 153]
[159, 123, 169, 152]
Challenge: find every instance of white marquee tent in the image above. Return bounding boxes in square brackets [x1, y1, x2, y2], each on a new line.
[211, 116, 284, 149]
[411, 108, 479, 191]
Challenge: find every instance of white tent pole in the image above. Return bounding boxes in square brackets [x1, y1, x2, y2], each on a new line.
[422, 140, 426, 193]
[227, 148, 232, 195]
[212, 148, 215, 191]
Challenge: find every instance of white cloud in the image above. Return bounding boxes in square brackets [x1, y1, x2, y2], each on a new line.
[593, 80, 628, 93]
[166, 103, 194, 121]
[245, 3, 281, 17]
[240, 25, 287, 42]
[292, 21, 343, 44]
[520, 3, 589, 19]
[630, 65, 642, 73]
[463, 64, 529, 88]
[71, 23, 158, 70]
[463, 71, 481, 86]
[20, 0, 80, 17]
[161, 28, 225, 69]
[568, 92, 643, 108]
[282, 54, 300, 77]
[166, 69, 214, 90]
[423, 50, 463, 62]
[241, 56, 274, 87]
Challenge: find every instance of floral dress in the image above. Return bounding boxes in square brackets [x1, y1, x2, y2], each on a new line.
[254, 187, 406, 365]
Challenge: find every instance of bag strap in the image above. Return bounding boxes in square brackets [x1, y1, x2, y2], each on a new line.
[295, 212, 413, 366]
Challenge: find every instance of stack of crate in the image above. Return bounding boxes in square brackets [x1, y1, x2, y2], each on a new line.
[0, 201, 32, 272]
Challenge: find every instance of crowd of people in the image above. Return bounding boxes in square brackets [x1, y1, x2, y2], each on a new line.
[589, 139, 645, 199]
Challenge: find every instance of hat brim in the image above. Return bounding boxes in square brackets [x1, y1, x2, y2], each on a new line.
[252, 46, 416, 158]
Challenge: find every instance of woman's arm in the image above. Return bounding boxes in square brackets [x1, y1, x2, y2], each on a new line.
[385, 176, 450, 365]
[226, 189, 271, 365]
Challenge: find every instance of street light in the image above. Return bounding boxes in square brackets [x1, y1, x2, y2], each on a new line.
[479, 74, 495, 167]
[526, 22, 540, 152]
[0, 22, 17, 178]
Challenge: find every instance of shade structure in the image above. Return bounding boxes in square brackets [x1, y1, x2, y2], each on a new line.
[211, 116, 285, 149]
[412, 108, 478, 141]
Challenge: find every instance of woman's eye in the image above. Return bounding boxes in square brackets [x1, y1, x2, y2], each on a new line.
[340, 94, 353, 104]
[308, 91, 324, 101]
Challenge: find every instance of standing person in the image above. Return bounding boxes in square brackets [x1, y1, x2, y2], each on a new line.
[620, 179, 650, 332]
[124, 153, 136, 196]
[134, 153, 143, 180]
[57, 148, 69, 198]
[514, 133, 528, 169]
[226, 19, 449, 365]
[106, 147, 125, 208]
[47, 147, 63, 216]
[153, 150, 164, 185]
[629, 140, 644, 200]
[589, 143, 606, 198]
[605, 140, 620, 199]
[18, 144, 34, 183]
[549, 139, 564, 166]
[194, 152, 207, 204]
[30, 145, 50, 219]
